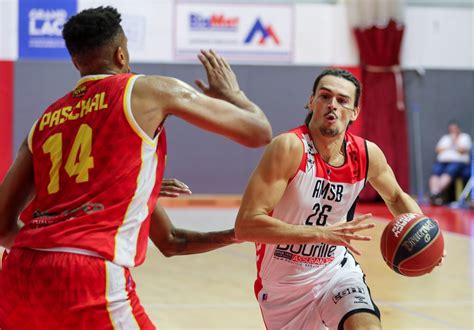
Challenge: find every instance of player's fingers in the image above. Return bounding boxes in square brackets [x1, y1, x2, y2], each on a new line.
[345, 243, 362, 256]
[209, 49, 223, 65]
[169, 178, 190, 189]
[345, 233, 372, 241]
[356, 223, 376, 230]
[194, 79, 208, 92]
[162, 178, 187, 187]
[159, 192, 180, 198]
[202, 49, 219, 68]
[353, 213, 372, 223]
[161, 186, 191, 194]
[198, 52, 213, 72]
[221, 56, 232, 70]
[211, 50, 228, 69]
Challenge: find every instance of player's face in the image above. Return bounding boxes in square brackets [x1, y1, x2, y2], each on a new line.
[308, 75, 359, 138]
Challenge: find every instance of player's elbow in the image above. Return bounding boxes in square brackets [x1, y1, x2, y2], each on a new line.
[240, 122, 272, 148]
[156, 241, 180, 257]
[234, 216, 252, 241]
[160, 247, 177, 258]
[152, 233, 180, 257]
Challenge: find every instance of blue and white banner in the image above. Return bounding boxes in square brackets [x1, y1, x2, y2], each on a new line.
[19, 0, 77, 59]
[174, 2, 294, 63]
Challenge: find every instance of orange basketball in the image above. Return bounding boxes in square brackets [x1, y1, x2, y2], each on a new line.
[380, 213, 444, 277]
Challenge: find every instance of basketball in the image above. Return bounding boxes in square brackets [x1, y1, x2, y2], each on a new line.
[380, 213, 444, 277]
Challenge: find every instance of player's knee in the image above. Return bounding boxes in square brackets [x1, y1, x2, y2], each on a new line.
[341, 312, 381, 330]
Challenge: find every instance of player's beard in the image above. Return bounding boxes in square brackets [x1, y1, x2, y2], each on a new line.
[319, 126, 339, 137]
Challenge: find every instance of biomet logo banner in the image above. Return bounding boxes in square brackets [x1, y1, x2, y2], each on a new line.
[174, 2, 293, 63]
[19, 0, 77, 59]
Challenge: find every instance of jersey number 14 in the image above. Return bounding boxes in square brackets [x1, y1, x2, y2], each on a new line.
[42, 124, 94, 194]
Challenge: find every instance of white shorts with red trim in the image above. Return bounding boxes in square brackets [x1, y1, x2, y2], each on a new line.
[256, 252, 380, 330]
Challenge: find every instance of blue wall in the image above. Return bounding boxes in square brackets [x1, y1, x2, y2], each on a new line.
[13, 61, 474, 194]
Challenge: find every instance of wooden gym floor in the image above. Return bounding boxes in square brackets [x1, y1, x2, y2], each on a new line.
[1, 198, 472, 329]
[132, 198, 474, 329]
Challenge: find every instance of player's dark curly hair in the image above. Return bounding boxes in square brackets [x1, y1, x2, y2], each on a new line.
[62, 6, 123, 57]
[305, 69, 361, 126]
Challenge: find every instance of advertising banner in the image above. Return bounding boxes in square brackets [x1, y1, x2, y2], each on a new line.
[174, 2, 293, 63]
[78, 0, 173, 63]
[19, 0, 77, 59]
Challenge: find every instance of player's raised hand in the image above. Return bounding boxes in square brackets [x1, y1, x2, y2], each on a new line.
[195, 49, 241, 100]
[160, 178, 192, 198]
[318, 213, 375, 256]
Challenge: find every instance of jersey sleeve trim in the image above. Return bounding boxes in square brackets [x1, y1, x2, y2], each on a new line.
[288, 132, 305, 182]
[363, 140, 369, 186]
[27, 120, 38, 153]
[123, 75, 158, 147]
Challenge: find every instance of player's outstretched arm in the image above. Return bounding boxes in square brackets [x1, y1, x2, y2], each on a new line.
[134, 50, 271, 148]
[235, 134, 374, 255]
[0, 139, 35, 248]
[366, 141, 422, 216]
[149, 202, 237, 257]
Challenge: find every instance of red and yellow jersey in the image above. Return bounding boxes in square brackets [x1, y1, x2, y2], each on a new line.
[14, 74, 166, 267]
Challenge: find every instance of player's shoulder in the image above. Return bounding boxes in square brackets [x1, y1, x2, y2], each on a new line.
[264, 132, 304, 164]
[269, 132, 303, 154]
[258, 132, 303, 178]
[135, 75, 188, 91]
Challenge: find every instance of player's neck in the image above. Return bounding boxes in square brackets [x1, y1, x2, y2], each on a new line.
[79, 63, 124, 77]
[312, 134, 346, 165]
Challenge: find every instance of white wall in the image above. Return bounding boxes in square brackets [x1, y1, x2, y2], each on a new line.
[0, 0, 18, 60]
[0, 0, 472, 69]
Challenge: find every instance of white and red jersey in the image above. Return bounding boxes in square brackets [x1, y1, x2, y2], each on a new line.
[255, 125, 368, 293]
[14, 74, 166, 268]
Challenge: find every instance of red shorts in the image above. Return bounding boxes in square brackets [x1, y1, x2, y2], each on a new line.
[0, 248, 155, 329]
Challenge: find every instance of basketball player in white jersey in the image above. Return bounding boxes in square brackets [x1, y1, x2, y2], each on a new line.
[235, 69, 439, 329]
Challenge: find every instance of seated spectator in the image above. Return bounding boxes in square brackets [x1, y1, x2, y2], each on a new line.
[429, 121, 472, 205]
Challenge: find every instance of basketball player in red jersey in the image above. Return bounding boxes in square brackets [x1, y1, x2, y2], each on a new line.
[0, 179, 237, 270]
[235, 69, 444, 329]
[0, 6, 270, 329]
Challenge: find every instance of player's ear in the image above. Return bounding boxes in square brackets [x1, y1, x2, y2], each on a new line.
[307, 94, 315, 111]
[114, 46, 126, 68]
[351, 106, 360, 121]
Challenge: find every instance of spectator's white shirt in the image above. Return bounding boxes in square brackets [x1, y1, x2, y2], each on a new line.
[436, 132, 472, 163]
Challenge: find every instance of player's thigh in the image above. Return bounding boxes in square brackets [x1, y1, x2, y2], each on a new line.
[319, 254, 380, 329]
[342, 312, 381, 330]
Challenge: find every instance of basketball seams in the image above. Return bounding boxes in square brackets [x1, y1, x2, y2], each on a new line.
[389, 216, 429, 268]
[381, 215, 444, 277]
[398, 233, 442, 276]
